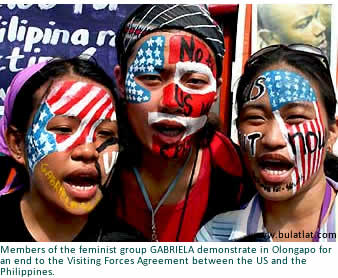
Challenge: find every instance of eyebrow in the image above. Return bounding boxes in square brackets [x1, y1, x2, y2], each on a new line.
[281, 102, 314, 110]
[242, 102, 267, 111]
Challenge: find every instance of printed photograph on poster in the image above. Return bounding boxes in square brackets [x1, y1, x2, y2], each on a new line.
[252, 4, 332, 60]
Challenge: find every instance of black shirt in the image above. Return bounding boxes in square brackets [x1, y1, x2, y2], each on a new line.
[0, 188, 146, 242]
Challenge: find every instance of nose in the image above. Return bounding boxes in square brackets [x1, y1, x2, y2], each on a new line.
[70, 142, 99, 163]
[260, 119, 287, 150]
[159, 83, 183, 113]
[312, 18, 326, 37]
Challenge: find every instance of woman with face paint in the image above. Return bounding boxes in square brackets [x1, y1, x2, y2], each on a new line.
[196, 44, 338, 242]
[0, 58, 145, 241]
[113, 4, 253, 242]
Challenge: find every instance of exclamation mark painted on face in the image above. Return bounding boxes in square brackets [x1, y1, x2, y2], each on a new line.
[162, 83, 179, 109]
[103, 151, 119, 174]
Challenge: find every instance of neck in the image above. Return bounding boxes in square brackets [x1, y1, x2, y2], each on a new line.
[21, 187, 88, 242]
[135, 143, 201, 206]
[263, 171, 331, 241]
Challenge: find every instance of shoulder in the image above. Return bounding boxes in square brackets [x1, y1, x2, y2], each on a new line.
[196, 209, 244, 242]
[207, 131, 242, 176]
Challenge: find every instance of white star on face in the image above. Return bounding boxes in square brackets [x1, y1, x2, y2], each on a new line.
[139, 57, 146, 65]
[147, 38, 154, 47]
[143, 96, 149, 101]
[154, 48, 161, 57]
[137, 90, 143, 96]
[146, 48, 152, 57]
[147, 65, 154, 72]
[138, 49, 144, 56]
[32, 123, 40, 133]
[39, 132, 49, 145]
[44, 140, 54, 153]
[137, 96, 142, 102]
[155, 37, 163, 47]
[147, 57, 154, 64]
[39, 110, 48, 122]
[139, 65, 146, 72]
[131, 81, 136, 89]
[155, 58, 162, 66]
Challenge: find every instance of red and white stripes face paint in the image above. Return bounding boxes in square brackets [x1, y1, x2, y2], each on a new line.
[239, 69, 327, 195]
[278, 102, 325, 193]
[151, 34, 217, 159]
[26, 80, 117, 173]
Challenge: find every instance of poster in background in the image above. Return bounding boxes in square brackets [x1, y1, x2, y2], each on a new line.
[252, 4, 336, 85]
[230, 4, 251, 142]
[0, 4, 138, 117]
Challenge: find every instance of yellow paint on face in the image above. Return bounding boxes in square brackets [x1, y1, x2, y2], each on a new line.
[40, 163, 99, 212]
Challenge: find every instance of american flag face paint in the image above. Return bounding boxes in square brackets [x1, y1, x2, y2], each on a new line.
[26, 80, 117, 173]
[125, 35, 165, 103]
[126, 33, 217, 159]
[245, 70, 326, 194]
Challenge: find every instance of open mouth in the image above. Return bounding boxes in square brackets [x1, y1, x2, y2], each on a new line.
[63, 169, 100, 200]
[151, 120, 186, 144]
[257, 154, 294, 184]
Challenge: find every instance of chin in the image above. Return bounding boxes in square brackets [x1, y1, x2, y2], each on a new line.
[257, 187, 296, 202]
[59, 193, 102, 216]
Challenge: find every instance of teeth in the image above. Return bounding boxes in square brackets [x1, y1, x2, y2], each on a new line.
[71, 185, 95, 191]
[264, 169, 288, 175]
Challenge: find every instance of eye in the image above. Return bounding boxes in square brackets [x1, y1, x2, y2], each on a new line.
[181, 73, 210, 89]
[96, 129, 116, 139]
[285, 114, 308, 125]
[242, 114, 266, 126]
[48, 126, 73, 134]
[135, 74, 162, 87]
[295, 17, 312, 29]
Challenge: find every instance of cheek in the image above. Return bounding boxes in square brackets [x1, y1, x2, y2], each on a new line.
[238, 131, 263, 158]
[96, 146, 119, 184]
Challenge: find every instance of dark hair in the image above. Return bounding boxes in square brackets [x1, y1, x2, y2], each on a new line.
[236, 46, 337, 125]
[324, 152, 338, 181]
[10, 57, 119, 133]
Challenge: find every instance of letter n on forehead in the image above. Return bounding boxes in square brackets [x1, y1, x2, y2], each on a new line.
[168, 35, 216, 77]
[260, 70, 317, 111]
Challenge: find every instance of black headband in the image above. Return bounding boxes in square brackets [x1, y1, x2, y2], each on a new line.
[116, 4, 225, 78]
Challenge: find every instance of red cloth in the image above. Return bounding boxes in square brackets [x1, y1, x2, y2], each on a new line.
[117, 131, 242, 241]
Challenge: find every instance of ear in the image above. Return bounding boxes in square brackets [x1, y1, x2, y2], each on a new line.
[327, 116, 338, 151]
[214, 77, 223, 103]
[258, 29, 281, 46]
[114, 65, 126, 99]
[5, 125, 26, 165]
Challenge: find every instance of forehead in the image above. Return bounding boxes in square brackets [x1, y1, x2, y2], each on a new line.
[246, 68, 321, 110]
[270, 4, 318, 21]
[34, 75, 114, 106]
[130, 30, 215, 62]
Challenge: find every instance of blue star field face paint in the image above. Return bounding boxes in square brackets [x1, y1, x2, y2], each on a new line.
[247, 70, 326, 194]
[25, 80, 116, 173]
[125, 35, 165, 103]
